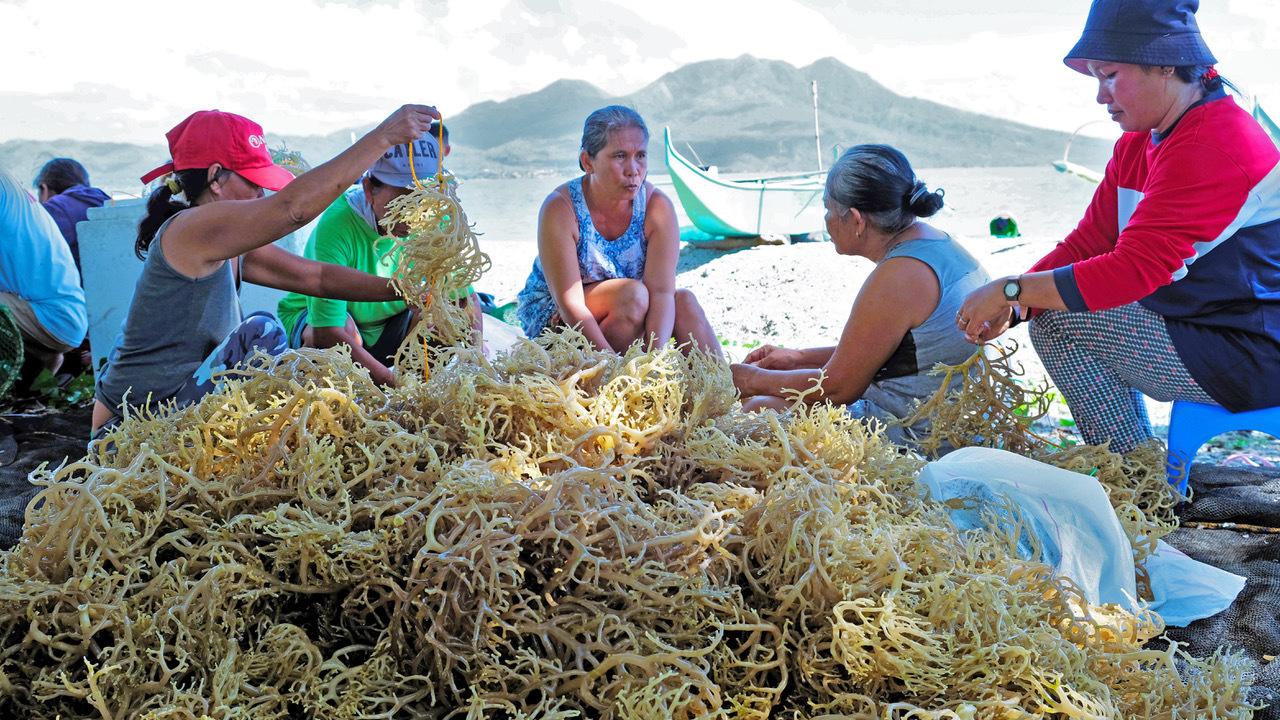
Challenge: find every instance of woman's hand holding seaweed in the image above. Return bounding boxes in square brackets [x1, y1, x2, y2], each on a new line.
[956, 280, 1013, 344]
[743, 344, 802, 370]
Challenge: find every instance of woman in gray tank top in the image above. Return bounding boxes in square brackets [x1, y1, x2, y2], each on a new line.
[92, 105, 441, 434]
[731, 145, 989, 451]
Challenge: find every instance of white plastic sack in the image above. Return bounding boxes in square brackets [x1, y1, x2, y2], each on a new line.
[1146, 539, 1246, 627]
[917, 447, 1137, 608]
[917, 447, 1246, 626]
[482, 315, 525, 357]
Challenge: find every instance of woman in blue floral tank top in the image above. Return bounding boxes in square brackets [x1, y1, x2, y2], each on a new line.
[517, 106, 721, 357]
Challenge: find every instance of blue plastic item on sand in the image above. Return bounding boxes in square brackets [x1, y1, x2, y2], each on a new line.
[920, 447, 1246, 627]
[1166, 400, 1280, 493]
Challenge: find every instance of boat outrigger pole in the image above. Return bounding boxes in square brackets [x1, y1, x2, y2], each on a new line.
[812, 80, 823, 173]
[1052, 120, 1107, 184]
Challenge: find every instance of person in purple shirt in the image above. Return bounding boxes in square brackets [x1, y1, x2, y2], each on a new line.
[34, 158, 110, 278]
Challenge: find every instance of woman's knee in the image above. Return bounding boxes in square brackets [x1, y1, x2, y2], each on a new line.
[241, 311, 285, 338]
[612, 280, 649, 324]
[673, 287, 704, 316]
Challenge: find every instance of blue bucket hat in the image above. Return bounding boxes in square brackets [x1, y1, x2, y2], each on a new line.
[1064, 0, 1217, 75]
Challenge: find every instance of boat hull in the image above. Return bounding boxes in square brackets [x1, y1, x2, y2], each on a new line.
[664, 127, 826, 237]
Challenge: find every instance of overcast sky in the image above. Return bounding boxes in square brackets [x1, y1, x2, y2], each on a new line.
[2, 0, 1277, 144]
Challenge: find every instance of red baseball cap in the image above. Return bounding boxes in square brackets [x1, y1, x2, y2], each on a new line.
[140, 110, 296, 191]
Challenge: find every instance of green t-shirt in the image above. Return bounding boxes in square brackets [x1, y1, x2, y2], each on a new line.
[278, 196, 406, 347]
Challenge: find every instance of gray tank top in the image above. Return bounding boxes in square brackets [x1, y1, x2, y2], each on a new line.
[96, 213, 242, 412]
[857, 235, 990, 444]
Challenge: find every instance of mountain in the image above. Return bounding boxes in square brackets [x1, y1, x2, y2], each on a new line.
[451, 79, 612, 151]
[0, 55, 1111, 192]
[446, 55, 1113, 177]
[625, 55, 1113, 172]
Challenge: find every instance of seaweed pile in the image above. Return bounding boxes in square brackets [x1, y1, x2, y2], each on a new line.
[0, 175, 1256, 718]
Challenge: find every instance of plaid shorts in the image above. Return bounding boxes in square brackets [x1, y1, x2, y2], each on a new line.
[1029, 303, 1215, 452]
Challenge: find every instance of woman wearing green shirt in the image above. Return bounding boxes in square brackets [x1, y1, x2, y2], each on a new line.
[278, 128, 479, 385]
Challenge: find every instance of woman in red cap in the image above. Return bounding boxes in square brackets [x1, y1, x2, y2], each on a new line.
[956, 0, 1280, 454]
[92, 105, 438, 435]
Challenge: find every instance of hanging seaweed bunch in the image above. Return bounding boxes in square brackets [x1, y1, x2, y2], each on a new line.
[897, 341, 1056, 458]
[380, 123, 492, 372]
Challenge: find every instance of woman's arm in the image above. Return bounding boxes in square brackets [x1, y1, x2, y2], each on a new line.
[1050, 142, 1250, 311]
[539, 191, 613, 350]
[164, 105, 438, 277]
[641, 188, 679, 348]
[743, 344, 836, 369]
[963, 140, 1254, 342]
[958, 145, 1122, 343]
[242, 244, 400, 301]
[311, 324, 396, 386]
[733, 258, 940, 405]
[798, 346, 837, 367]
[1030, 151, 1122, 273]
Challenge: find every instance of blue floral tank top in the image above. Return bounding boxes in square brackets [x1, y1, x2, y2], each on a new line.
[516, 177, 648, 335]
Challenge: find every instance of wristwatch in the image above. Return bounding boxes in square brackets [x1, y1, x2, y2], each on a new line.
[1002, 276, 1022, 302]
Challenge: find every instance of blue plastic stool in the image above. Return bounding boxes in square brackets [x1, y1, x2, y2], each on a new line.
[1165, 400, 1280, 493]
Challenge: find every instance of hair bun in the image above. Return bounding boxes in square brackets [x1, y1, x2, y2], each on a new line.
[906, 181, 944, 218]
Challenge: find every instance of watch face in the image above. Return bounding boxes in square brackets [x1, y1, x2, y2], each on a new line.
[1003, 280, 1020, 300]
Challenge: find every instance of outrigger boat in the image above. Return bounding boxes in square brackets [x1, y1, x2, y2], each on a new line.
[664, 127, 826, 238]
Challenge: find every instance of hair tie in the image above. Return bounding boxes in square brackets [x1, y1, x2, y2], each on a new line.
[908, 181, 929, 206]
[1203, 66, 1219, 81]
[162, 174, 190, 205]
